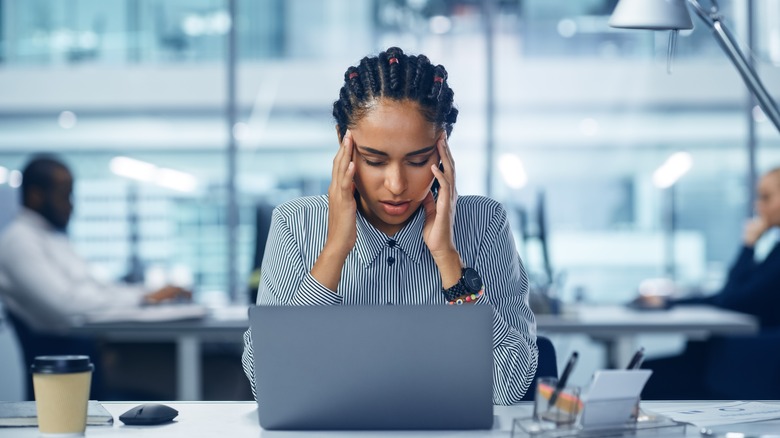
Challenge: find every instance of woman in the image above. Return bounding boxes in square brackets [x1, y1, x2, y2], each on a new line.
[241, 47, 537, 405]
[641, 168, 780, 399]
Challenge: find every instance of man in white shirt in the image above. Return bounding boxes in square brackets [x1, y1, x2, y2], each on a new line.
[0, 155, 189, 399]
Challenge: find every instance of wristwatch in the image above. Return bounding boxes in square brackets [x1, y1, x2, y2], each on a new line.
[442, 267, 483, 302]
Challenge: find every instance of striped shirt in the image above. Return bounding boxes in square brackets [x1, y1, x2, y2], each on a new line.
[241, 194, 538, 405]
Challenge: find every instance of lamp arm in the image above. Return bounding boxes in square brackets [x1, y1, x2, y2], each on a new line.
[688, 0, 780, 134]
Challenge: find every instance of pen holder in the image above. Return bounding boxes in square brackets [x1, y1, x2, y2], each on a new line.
[533, 377, 583, 425]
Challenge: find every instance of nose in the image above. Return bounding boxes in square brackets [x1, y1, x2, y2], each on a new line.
[384, 164, 407, 195]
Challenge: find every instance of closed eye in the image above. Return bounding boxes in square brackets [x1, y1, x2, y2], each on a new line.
[408, 154, 434, 167]
[360, 154, 433, 167]
[362, 156, 386, 167]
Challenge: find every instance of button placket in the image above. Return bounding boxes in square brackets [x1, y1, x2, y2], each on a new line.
[386, 239, 397, 266]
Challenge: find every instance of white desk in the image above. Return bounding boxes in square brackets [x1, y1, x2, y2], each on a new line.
[2, 401, 779, 437]
[72, 305, 758, 401]
[536, 305, 759, 368]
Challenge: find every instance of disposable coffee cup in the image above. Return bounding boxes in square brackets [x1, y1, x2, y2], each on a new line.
[32, 355, 94, 437]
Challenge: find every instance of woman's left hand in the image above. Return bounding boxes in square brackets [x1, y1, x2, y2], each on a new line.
[422, 134, 462, 287]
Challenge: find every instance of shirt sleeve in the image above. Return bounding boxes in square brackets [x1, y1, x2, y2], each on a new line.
[709, 246, 780, 319]
[241, 206, 343, 400]
[0, 223, 144, 332]
[258, 207, 342, 306]
[472, 202, 538, 405]
[672, 245, 780, 324]
[241, 328, 258, 401]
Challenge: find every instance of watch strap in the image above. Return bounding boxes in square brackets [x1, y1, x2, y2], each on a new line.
[441, 267, 482, 302]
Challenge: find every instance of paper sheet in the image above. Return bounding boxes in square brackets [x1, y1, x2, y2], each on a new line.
[86, 303, 208, 323]
[648, 401, 780, 427]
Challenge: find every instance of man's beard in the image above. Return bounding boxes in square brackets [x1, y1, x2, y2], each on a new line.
[39, 203, 69, 232]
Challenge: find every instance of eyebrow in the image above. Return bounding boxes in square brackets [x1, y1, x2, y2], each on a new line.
[357, 145, 436, 157]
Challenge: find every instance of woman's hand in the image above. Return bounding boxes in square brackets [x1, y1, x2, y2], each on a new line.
[325, 130, 358, 255]
[422, 134, 462, 288]
[311, 130, 357, 292]
[744, 216, 770, 247]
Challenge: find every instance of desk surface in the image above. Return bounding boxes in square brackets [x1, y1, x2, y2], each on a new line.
[72, 305, 249, 341]
[73, 304, 758, 338]
[536, 305, 758, 337]
[2, 401, 779, 437]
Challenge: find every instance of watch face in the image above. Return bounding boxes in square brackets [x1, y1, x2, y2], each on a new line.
[463, 268, 483, 292]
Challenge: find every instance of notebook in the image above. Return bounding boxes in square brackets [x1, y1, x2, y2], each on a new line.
[249, 304, 494, 430]
[0, 400, 113, 427]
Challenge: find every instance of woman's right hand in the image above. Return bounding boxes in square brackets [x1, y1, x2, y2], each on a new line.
[743, 216, 770, 247]
[324, 130, 358, 258]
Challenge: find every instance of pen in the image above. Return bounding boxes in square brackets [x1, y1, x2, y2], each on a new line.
[626, 347, 645, 370]
[548, 351, 578, 410]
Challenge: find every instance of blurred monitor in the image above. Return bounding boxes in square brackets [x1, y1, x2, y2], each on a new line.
[249, 203, 275, 304]
[518, 191, 552, 286]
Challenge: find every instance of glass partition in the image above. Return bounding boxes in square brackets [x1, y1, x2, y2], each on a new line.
[1, 0, 777, 305]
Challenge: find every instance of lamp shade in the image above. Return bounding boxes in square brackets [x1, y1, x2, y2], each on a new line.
[609, 0, 694, 30]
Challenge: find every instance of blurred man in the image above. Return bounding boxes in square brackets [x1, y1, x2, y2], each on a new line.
[641, 167, 780, 399]
[0, 155, 189, 333]
[0, 155, 190, 399]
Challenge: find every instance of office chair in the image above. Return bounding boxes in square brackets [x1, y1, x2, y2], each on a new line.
[5, 311, 104, 400]
[520, 335, 558, 401]
[0, 310, 25, 400]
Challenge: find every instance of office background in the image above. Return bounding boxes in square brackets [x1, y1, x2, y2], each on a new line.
[0, 0, 778, 398]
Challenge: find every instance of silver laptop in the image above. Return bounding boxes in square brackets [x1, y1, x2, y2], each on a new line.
[249, 305, 494, 430]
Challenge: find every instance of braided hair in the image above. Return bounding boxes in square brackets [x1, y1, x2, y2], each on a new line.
[332, 47, 458, 141]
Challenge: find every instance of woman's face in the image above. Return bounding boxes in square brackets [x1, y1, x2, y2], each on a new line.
[346, 98, 441, 236]
[756, 171, 780, 227]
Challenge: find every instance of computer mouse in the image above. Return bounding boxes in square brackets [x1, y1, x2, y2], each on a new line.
[119, 403, 179, 425]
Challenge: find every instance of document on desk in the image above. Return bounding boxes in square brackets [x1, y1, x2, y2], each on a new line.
[0, 401, 113, 427]
[648, 401, 780, 428]
[85, 303, 208, 323]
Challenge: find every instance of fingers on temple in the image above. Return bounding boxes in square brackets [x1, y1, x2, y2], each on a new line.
[333, 130, 353, 182]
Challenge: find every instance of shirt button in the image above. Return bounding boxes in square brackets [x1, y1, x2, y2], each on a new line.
[387, 239, 396, 247]
[387, 256, 395, 266]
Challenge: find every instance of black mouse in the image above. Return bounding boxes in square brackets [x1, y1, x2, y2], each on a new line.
[119, 403, 179, 425]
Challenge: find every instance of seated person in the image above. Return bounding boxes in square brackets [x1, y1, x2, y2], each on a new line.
[240, 47, 538, 405]
[0, 155, 190, 399]
[640, 167, 780, 399]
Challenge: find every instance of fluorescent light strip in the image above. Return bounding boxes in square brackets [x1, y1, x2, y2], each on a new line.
[653, 152, 692, 188]
[8, 170, 22, 188]
[156, 168, 198, 193]
[110, 156, 197, 193]
[498, 153, 528, 189]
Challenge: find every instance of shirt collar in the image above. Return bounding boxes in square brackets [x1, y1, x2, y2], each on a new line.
[19, 207, 58, 233]
[354, 205, 427, 267]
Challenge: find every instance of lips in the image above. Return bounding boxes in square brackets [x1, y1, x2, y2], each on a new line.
[380, 200, 411, 216]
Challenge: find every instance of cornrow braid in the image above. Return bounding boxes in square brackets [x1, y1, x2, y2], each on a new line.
[332, 47, 458, 140]
[358, 56, 380, 98]
[385, 46, 404, 99]
[344, 66, 363, 102]
[427, 65, 447, 102]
